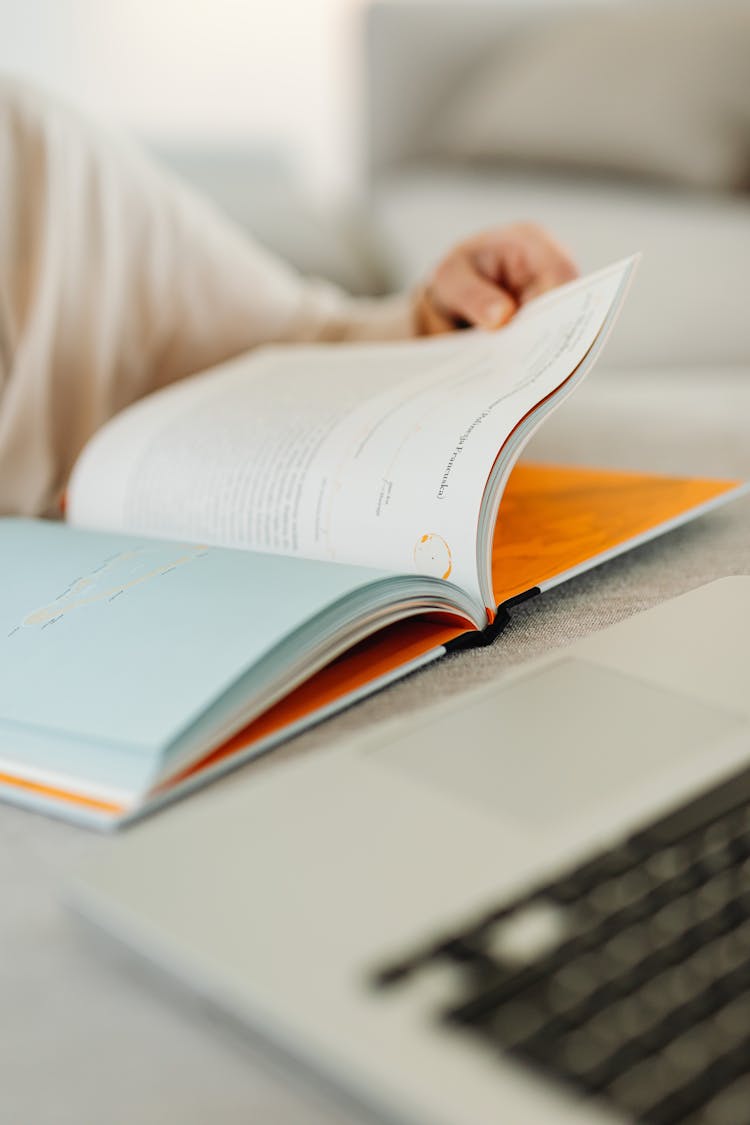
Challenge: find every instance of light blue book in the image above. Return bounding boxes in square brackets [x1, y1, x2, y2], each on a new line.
[0, 519, 479, 826]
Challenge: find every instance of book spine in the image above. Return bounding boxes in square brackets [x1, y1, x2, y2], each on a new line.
[443, 586, 541, 653]
[502, 586, 542, 611]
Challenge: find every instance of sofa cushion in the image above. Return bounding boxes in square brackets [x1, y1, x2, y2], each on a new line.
[429, 0, 750, 191]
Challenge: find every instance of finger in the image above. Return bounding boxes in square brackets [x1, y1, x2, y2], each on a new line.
[431, 253, 517, 330]
[415, 288, 457, 336]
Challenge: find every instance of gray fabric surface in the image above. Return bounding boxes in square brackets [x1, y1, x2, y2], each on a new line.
[2, 368, 748, 1124]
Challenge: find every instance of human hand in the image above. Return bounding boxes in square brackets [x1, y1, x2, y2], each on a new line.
[415, 222, 578, 335]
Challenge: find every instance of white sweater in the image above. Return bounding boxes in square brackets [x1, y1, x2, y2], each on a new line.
[0, 80, 414, 517]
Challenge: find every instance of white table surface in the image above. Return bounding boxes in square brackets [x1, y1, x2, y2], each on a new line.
[3, 369, 749, 1125]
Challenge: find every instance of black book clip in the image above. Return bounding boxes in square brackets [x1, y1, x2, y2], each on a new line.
[444, 586, 541, 654]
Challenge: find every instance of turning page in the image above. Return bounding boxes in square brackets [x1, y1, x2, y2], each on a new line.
[69, 259, 635, 606]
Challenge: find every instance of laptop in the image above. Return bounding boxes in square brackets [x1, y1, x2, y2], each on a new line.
[73, 577, 750, 1125]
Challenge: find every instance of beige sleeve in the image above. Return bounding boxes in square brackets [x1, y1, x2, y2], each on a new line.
[0, 79, 416, 517]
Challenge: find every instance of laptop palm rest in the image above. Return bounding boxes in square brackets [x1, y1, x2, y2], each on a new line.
[369, 658, 744, 833]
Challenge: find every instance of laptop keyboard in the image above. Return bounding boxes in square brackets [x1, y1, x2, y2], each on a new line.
[371, 768, 750, 1124]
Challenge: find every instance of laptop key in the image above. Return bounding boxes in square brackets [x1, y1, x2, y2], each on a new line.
[699, 1072, 750, 1124]
[605, 1054, 691, 1119]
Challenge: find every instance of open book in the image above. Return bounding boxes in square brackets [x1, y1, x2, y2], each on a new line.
[0, 259, 743, 827]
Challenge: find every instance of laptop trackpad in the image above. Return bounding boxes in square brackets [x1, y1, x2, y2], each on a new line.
[371, 659, 745, 833]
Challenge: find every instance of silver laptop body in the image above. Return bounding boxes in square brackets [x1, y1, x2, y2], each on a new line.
[74, 577, 750, 1125]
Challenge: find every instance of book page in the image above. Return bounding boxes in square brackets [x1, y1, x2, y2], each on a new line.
[69, 260, 634, 605]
